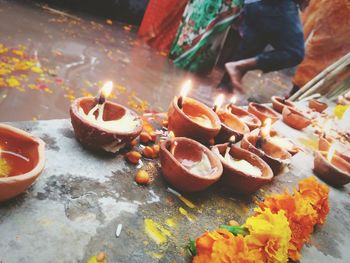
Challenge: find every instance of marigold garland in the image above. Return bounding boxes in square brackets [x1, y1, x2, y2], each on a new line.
[191, 177, 330, 263]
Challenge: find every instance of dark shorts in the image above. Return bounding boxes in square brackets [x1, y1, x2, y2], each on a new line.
[238, 0, 305, 72]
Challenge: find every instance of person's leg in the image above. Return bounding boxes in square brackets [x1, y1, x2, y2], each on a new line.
[255, 0, 305, 73]
[219, 3, 267, 92]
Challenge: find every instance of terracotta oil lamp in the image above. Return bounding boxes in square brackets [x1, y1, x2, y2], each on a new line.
[248, 102, 279, 124]
[70, 81, 143, 153]
[0, 124, 45, 202]
[215, 110, 250, 144]
[212, 143, 273, 194]
[167, 80, 221, 143]
[271, 96, 295, 113]
[159, 137, 223, 192]
[268, 130, 300, 156]
[241, 119, 291, 174]
[282, 106, 311, 130]
[318, 135, 350, 163]
[314, 144, 350, 187]
[309, 99, 328, 113]
[212, 94, 249, 143]
[225, 96, 261, 131]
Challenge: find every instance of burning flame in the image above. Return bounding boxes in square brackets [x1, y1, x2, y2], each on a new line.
[229, 135, 236, 144]
[101, 81, 113, 98]
[230, 95, 237, 105]
[214, 94, 225, 111]
[326, 144, 337, 162]
[180, 80, 192, 98]
[261, 118, 272, 139]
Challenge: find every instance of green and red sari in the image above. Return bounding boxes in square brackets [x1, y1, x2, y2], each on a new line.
[170, 0, 243, 73]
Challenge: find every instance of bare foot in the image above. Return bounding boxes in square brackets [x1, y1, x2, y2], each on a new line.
[225, 62, 246, 93]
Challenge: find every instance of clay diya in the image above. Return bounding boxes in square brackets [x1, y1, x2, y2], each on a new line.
[70, 82, 143, 152]
[241, 121, 291, 174]
[159, 137, 223, 192]
[314, 145, 350, 186]
[268, 130, 300, 156]
[248, 102, 279, 124]
[271, 96, 295, 113]
[167, 81, 221, 143]
[318, 135, 350, 163]
[212, 144, 273, 194]
[282, 106, 311, 130]
[0, 124, 45, 202]
[215, 110, 250, 144]
[309, 99, 328, 113]
[225, 103, 261, 131]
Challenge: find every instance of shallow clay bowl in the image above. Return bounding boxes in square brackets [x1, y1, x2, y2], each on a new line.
[271, 96, 295, 113]
[167, 96, 221, 143]
[282, 106, 311, 130]
[314, 151, 350, 187]
[309, 99, 328, 113]
[70, 97, 143, 152]
[248, 102, 279, 124]
[159, 137, 223, 192]
[0, 124, 45, 202]
[215, 110, 250, 144]
[225, 104, 261, 131]
[241, 133, 291, 175]
[212, 144, 273, 194]
[318, 136, 350, 163]
[269, 130, 300, 156]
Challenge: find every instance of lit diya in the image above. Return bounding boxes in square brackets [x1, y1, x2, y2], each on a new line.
[225, 97, 261, 131]
[241, 119, 291, 174]
[70, 81, 143, 153]
[314, 144, 350, 187]
[212, 143, 273, 194]
[167, 80, 221, 143]
[309, 99, 328, 113]
[271, 96, 295, 113]
[318, 135, 350, 163]
[214, 94, 250, 143]
[282, 106, 311, 130]
[0, 124, 45, 202]
[159, 137, 223, 192]
[268, 130, 300, 156]
[248, 102, 279, 124]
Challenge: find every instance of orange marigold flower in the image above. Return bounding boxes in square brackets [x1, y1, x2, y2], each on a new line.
[258, 192, 318, 262]
[245, 208, 291, 263]
[193, 229, 260, 263]
[298, 176, 330, 225]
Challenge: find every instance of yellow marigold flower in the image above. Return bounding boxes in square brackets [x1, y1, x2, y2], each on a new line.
[14, 61, 29, 71]
[31, 66, 43, 74]
[0, 68, 11, 76]
[12, 49, 24, 57]
[298, 176, 330, 225]
[258, 192, 318, 262]
[6, 77, 21, 87]
[244, 208, 291, 263]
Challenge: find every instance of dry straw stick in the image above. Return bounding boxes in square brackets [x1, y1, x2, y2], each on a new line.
[290, 52, 350, 101]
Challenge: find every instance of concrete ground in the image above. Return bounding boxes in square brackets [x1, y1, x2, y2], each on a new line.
[0, 0, 293, 122]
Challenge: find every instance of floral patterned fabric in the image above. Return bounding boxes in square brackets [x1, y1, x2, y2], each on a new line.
[170, 0, 243, 73]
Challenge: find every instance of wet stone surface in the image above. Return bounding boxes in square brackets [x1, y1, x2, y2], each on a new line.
[0, 0, 292, 123]
[0, 118, 350, 263]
